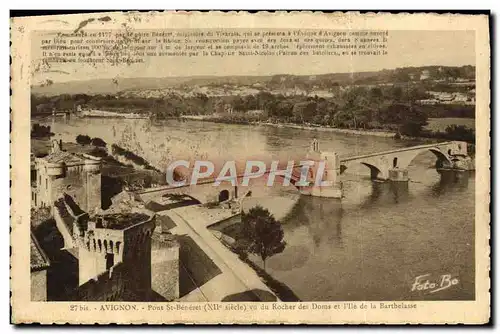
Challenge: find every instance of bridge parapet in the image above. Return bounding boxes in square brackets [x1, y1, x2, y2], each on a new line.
[340, 140, 472, 182]
[137, 140, 471, 202]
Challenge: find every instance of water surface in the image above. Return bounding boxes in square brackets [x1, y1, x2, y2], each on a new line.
[38, 117, 475, 301]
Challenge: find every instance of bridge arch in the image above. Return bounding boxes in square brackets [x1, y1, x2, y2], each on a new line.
[360, 162, 383, 180]
[401, 147, 453, 171]
[340, 162, 382, 178]
[218, 189, 230, 202]
[341, 146, 456, 181]
[428, 148, 453, 168]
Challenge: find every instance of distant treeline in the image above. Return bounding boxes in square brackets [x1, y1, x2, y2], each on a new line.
[31, 73, 475, 141]
[419, 104, 475, 118]
[420, 125, 475, 143]
[31, 93, 212, 118]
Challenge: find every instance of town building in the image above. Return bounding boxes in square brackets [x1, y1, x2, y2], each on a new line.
[420, 69, 431, 80]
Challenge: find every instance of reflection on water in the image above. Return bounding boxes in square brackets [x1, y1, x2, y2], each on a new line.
[360, 181, 410, 208]
[431, 170, 471, 196]
[38, 118, 475, 301]
[267, 171, 474, 301]
[282, 196, 343, 249]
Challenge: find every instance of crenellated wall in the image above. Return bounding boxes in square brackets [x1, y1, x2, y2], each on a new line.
[78, 224, 125, 286]
[77, 213, 156, 290]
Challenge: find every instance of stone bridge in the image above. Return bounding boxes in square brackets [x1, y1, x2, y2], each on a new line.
[136, 140, 472, 201]
[340, 141, 471, 182]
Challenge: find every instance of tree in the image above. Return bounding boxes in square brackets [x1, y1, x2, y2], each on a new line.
[396, 104, 428, 137]
[241, 206, 286, 270]
[444, 125, 475, 143]
[76, 134, 92, 145]
[91, 137, 107, 148]
[292, 101, 317, 124]
[31, 123, 54, 138]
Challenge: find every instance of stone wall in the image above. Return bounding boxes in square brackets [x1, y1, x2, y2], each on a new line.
[73, 262, 129, 301]
[121, 217, 155, 298]
[85, 168, 102, 213]
[151, 233, 179, 301]
[51, 166, 89, 211]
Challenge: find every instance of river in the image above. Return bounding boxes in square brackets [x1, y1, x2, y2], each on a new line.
[37, 117, 475, 301]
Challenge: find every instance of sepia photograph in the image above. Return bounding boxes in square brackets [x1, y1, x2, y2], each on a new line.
[10, 11, 490, 324]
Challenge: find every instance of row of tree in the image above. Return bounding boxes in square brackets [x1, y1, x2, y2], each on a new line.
[31, 80, 475, 139]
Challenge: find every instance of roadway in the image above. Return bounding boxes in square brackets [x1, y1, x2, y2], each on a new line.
[160, 205, 279, 302]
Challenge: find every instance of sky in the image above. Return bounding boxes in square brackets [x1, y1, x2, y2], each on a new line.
[32, 29, 475, 84]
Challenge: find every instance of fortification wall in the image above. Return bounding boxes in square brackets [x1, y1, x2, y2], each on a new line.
[50, 166, 89, 211]
[73, 262, 129, 301]
[151, 233, 179, 301]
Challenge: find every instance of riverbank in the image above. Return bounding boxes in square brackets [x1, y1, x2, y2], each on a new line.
[80, 109, 148, 119]
[181, 115, 476, 148]
[181, 115, 396, 138]
[260, 121, 396, 137]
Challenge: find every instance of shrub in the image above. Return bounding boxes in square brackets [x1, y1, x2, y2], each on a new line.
[91, 137, 107, 148]
[76, 134, 91, 145]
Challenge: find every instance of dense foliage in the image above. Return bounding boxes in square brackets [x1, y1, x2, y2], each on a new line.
[91, 137, 107, 148]
[75, 134, 92, 145]
[31, 123, 54, 138]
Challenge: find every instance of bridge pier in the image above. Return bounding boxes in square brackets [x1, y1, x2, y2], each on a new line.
[388, 168, 409, 182]
[309, 182, 343, 198]
[306, 147, 343, 199]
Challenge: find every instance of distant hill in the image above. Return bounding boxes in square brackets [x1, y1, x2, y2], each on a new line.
[31, 65, 475, 96]
[31, 76, 272, 96]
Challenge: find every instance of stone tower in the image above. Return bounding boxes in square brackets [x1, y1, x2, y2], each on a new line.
[32, 140, 102, 212]
[306, 140, 343, 198]
[77, 211, 156, 298]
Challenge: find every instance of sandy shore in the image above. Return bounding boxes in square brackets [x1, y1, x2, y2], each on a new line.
[257, 122, 396, 137]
